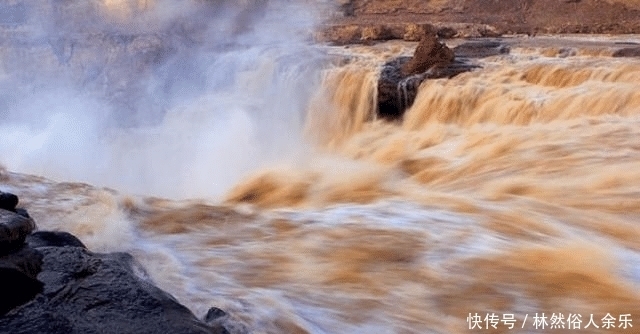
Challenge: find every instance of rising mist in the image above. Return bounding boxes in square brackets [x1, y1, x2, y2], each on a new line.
[0, 0, 332, 199]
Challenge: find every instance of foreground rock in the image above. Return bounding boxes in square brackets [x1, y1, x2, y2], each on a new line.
[0, 191, 229, 334]
[0, 192, 18, 212]
[377, 34, 478, 119]
[0, 244, 43, 315]
[1, 231, 228, 334]
[0, 206, 42, 315]
[0, 209, 36, 253]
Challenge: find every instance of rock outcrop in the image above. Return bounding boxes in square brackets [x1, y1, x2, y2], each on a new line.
[0, 207, 36, 253]
[316, 22, 472, 45]
[376, 34, 478, 120]
[613, 47, 640, 58]
[0, 196, 41, 315]
[0, 191, 229, 334]
[401, 35, 454, 76]
[323, 0, 640, 41]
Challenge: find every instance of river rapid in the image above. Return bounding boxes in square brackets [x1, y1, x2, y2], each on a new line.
[1, 1, 640, 333]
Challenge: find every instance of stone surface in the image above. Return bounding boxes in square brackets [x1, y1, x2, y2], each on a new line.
[453, 40, 510, 58]
[326, 0, 640, 40]
[26, 231, 86, 249]
[377, 35, 477, 120]
[401, 33, 454, 76]
[0, 245, 43, 315]
[0, 192, 18, 212]
[0, 209, 36, 254]
[0, 244, 227, 334]
[316, 22, 438, 45]
[613, 47, 640, 57]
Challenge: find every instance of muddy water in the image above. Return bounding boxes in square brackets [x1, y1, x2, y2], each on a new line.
[4, 36, 640, 333]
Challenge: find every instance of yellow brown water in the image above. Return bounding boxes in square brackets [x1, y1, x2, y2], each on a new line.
[4, 36, 640, 333]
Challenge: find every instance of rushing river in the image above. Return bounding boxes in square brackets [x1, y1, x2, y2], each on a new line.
[1, 1, 640, 333]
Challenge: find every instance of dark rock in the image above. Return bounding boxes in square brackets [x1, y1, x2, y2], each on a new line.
[204, 307, 241, 334]
[0, 246, 44, 315]
[613, 47, 640, 57]
[453, 40, 510, 58]
[0, 246, 226, 334]
[377, 35, 477, 120]
[0, 209, 36, 254]
[377, 57, 414, 119]
[27, 231, 86, 249]
[14, 208, 30, 219]
[437, 27, 458, 39]
[205, 307, 228, 322]
[0, 192, 18, 212]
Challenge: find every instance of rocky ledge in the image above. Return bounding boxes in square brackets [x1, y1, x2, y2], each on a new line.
[0, 191, 229, 334]
[320, 0, 640, 44]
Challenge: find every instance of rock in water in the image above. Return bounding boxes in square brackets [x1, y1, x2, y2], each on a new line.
[401, 34, 454, 76]
[377, 34, 477, 119]
[0, 209, 36, 254]
[0, 192, 19, 212]
[0, 243, 226, 334]
[613, 47, 640, 57]
[452, 40, 510, 58]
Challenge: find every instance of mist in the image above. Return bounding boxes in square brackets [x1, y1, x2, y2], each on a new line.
[0, 0, 332, 199]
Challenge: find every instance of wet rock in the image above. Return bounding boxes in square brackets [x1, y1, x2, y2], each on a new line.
[0, 245, 43, 315]
[205, 307, 228, 323]
[204, 306, 248, 334]
[0, 246, 227, 334]
[377, 34, 476, 119]
[613, 47, 640, 57]
[26, 231, 86, 249]
[0, 209, 36, 254]
[14, 208, 30, 219]
[0, 192, 18, 212]
[453, 40, 510, 58]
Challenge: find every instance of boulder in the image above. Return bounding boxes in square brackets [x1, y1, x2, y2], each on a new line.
[204, 307, 246, 334]
[377, 35, 477, 119]
[401, 33, 454, 76]
[0, 233, 227, 334]
[613, 47, 640, 57]
[0, 245, 43, 315]
[453, 40, 510, 58]
[0, 209, 36, 254]
[0, 192, 18, 212]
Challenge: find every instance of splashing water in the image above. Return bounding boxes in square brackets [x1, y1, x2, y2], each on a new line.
[1, 1, 640, 333]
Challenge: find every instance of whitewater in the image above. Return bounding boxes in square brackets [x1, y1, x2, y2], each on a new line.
[1, 1, 640, 333]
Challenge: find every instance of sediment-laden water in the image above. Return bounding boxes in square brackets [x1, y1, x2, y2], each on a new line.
[1, 1, 640, 333]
